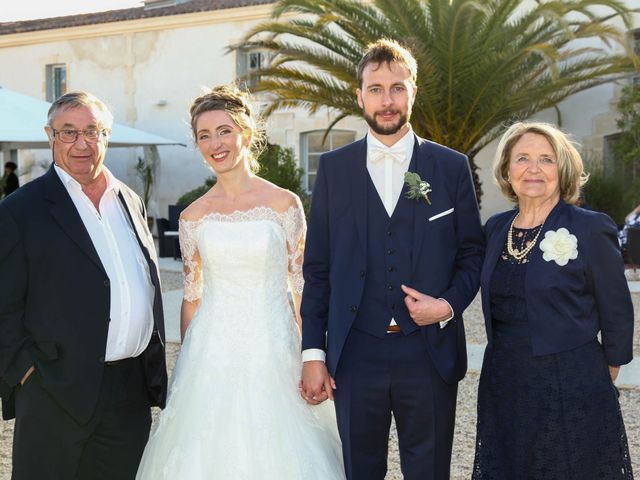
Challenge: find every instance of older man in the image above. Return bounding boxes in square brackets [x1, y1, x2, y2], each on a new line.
[0, 91, 167, 480]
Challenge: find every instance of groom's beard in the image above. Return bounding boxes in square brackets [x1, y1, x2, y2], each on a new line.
[362, 108, 410, 136]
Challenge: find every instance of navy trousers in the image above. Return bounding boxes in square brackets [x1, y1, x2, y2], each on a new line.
[12, 357, 151, 480]
[334, 328, 458, 480]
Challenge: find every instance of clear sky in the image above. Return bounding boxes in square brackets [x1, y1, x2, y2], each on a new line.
[2, 0, 143, 22]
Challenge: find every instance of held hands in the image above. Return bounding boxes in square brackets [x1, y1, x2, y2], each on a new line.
[401, 285, 453, 326]
[300, 361, 336, 405]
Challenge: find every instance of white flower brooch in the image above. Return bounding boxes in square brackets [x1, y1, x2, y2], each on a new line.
[539, 227, 578, 266]
[404, 172, 432, 205]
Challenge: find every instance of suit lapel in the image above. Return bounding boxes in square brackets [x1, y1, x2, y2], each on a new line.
[481, 213, 514, 291]
[349, 137, 369, 251]
[479, 212, 512, 344]
[410, 137, 436, 272]
[117, 188, 160, 290]
[521, 200, 566, 292]
[44, 167, 106, 276]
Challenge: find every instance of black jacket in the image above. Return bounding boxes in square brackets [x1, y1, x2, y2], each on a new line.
[0, 166, 167, 422]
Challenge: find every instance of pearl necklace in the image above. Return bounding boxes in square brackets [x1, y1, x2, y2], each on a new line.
[507, 212, 544, 261]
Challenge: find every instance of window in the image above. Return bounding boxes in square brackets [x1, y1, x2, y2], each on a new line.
[46, 64, 66, 102]
[236, 49, 271, 88]
[301, 130, 356, 191]
[603, 133, 621, 170]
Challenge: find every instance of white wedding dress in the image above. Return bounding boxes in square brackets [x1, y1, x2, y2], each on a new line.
[136, 204, 345, 479]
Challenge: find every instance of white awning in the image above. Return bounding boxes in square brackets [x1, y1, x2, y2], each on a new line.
[0, 86, 185, 149]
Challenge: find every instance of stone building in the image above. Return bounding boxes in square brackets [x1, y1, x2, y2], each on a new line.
[0, 0, 638, 219]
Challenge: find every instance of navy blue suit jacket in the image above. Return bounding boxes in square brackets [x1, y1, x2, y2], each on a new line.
[481, 201, 634, 366]
[301, 135, 485, 384]
[0, 166, 168, 422]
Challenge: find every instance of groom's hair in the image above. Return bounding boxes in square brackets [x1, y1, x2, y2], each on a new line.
[357, 39, 417, 88]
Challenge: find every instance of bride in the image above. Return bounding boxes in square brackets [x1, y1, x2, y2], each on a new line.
[136, 85, 345, 479]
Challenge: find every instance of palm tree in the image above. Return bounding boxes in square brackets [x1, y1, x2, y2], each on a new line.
[234, 0, 639, 203]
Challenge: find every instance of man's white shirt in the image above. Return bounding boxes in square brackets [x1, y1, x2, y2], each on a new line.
[54, 165, 154, 361]
[302, 128, 452, 363]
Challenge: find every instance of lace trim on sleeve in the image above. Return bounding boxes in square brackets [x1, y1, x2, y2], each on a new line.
[179, 219, 203, 302]
[283, 200, 306, 296]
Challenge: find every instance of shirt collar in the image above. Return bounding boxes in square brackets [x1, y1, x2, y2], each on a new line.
[366, 125, 415, 161]
[54, 164, 120, 195]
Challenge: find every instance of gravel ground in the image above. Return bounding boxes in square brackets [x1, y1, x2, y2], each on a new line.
[0, 274, 638, 479]
[160, 270, 184, 292]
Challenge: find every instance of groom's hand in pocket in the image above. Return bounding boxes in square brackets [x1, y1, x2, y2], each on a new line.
[300, 361, 336, 405]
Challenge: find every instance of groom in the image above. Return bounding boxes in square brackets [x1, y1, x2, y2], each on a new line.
[300, 39, 484, 479]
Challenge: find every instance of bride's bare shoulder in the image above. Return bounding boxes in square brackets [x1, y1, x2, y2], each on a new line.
[179, 190, 222, 222]
[253, 177, 302, 214]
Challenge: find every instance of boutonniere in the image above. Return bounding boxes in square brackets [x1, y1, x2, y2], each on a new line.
[404, 172, 432, 205]
[539, 228, 578, 266]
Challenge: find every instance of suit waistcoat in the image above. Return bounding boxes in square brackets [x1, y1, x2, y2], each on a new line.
[352, 164, 419, 338]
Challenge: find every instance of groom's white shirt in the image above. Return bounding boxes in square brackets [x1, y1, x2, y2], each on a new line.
[366, 127, 415, 216]
[301, 128, 451, 363]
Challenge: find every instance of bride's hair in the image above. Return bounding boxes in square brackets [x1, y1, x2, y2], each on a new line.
[189, 84, 266, 173]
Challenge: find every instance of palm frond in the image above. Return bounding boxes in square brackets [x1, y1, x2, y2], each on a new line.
[232, 0, 639, 202]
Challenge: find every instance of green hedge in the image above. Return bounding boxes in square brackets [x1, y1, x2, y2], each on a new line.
[583, 168, 640, 226]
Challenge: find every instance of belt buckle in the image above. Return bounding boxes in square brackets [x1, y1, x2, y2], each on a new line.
[386, 325, 401, 334]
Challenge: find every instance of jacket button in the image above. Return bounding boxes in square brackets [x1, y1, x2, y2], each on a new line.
[387, 266, 395, 272]
[349, 305, 358, 313]
[386, 230, 392, 236]
[391, 303, 396, 310]
[103, 279, 110, 287]
[387, 285, 394, 291]
[359, 270, 365, 278]
[387, 248, 395, 255]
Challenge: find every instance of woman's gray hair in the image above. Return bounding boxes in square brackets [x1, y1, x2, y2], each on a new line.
[493, 122, 588, 205]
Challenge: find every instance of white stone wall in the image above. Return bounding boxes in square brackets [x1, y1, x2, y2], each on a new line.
[0, 2, 637, 222]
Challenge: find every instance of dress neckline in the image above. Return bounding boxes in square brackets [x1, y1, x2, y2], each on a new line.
[179, 204, 299, 225]
[512, 224, 543, 232]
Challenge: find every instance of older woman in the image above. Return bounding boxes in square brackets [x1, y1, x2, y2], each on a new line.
[472, 122, 634, 479]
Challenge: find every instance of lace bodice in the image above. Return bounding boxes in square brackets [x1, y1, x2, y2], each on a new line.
[178, 203, 306, 303]
[137, 201, 345, 480]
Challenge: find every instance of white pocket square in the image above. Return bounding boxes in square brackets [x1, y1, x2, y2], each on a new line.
[428, 208, 454, 222]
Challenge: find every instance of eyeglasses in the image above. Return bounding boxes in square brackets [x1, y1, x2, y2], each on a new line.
[52, 128, 109, 144]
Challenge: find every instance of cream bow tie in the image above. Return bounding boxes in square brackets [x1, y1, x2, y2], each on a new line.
[370, 145, 406, 164]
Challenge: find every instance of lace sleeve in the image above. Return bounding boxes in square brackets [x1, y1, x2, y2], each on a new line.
[283, 200, 306, 296]
[179, 219, 203, 302]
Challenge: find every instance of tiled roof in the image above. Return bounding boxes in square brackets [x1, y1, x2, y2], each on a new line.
[0, 0, 274, 36]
